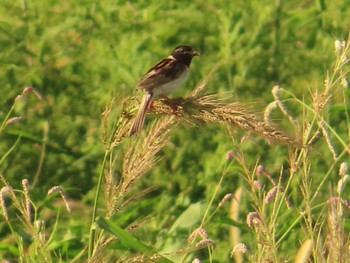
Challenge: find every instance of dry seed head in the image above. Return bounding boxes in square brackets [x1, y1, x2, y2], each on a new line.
[339, 162, 348, 177]
[256, 164, 265, 177]
[341, 77, 348, 88]
[35, 220, 46, 242]
[246, 212, 262, 227]
[326, 196, 346, 262]
[264, 186, 290, 208]
[327, 196, 350, 209]
[5, 116, 24, 126]
[218, 193, 233, 207]
[122, 116, 175, 194]
[15, 95, 22, 102]
[265, 186, 279, 204]
[319, 120, 337, 159]
[22, 179, 31, 221]
[284, 195, 292, 209]
[22, 179, 29, 190]
[225, 150, 236, 161]
[341, 53, 348, 64]
[271, 85, 298, 126]
[337, 175, 349, 194]
[188, 227, 208, 242]
[253, 180, 262, 190]
[22, 86, 43, 100]
[231, 242, 248, 255]
[272, 85, 281, 97]
[1, 186, 13, 197]
[0, 186, 12, 221]
[256, 164, 276, 185]
[334, 40, 343, 55]
[312, 88, 328, 112]
[264, 101, 278, 125]
[173, 93, 297, 145]
[334, 40, 347, 63]
[195, 238, 215, 249]
[48, 186, 71, 212]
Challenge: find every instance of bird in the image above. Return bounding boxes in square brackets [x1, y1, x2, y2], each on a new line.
[129, 45, 200, 136]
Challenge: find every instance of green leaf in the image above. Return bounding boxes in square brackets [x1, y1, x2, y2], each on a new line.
[0, 242, 19, 256]
[95, 216, 150, 253]
[169, 202, 205, 233]
[95, 217, 173, 263]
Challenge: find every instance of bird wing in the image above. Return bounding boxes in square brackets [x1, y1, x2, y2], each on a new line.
[137, 57, 187, 92]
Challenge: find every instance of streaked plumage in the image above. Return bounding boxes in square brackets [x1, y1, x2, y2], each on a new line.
[129, 45, 199, 135]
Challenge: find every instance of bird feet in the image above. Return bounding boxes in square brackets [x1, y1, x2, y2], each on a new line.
[161, 97, 185, 113]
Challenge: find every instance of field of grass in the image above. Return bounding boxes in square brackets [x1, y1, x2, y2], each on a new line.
[0, 0, 349, 262]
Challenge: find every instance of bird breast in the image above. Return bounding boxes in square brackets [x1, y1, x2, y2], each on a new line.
[151, 69, 189, 99]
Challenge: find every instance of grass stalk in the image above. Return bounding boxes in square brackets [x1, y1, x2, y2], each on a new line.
[88, 149, 110, 260]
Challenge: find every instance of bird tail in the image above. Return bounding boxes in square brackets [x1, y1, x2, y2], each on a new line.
[129, 93, 153, 136]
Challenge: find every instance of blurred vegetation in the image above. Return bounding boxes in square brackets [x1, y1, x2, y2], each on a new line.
[0, 0, 349, 262]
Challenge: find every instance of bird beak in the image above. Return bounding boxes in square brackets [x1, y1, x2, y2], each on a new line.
[192, 50, 200, 56]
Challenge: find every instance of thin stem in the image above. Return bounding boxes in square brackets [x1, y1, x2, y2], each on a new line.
[88, 149, 109, 260]
[0, 103, 16, 134]
[201, 162, 229, 226]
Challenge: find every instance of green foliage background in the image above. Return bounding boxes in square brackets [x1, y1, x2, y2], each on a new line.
[0, 0, 349, 262]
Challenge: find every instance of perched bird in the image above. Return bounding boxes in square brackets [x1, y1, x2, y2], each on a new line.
[129, 45, 200, 136]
